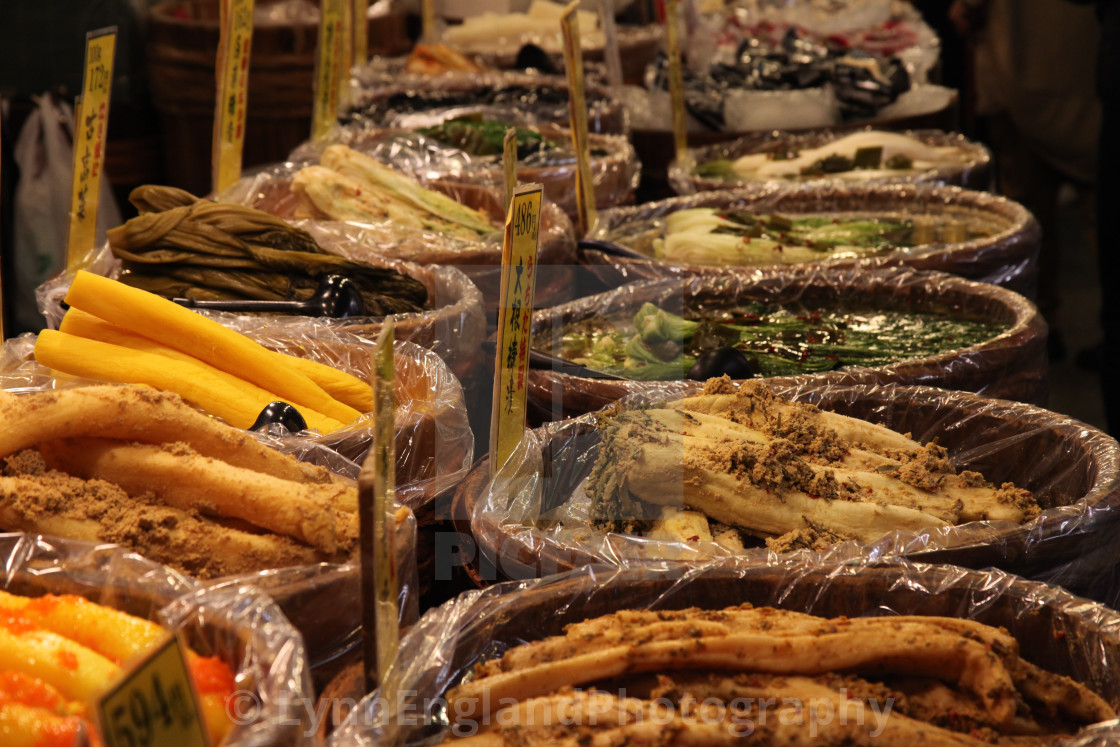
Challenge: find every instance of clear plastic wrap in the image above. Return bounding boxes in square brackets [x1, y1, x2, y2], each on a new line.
[582, 183, 1041, 298]
[0, 532, 317, 746]
[344, 67, 629, 136]
[525, 267, 1048, 422]
[219, 161, 580, 307]
[2, 321, 473, 509]
[670, 128, 993, 195]
[329, 557, 1120, 746]
[454, 380, 1120, 598]
[0, 331, 428, 683]
[38, 227, 488, 382]
[288, 122, 642, 224]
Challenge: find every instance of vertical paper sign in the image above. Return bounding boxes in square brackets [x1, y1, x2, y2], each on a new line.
[503, 128, 518, 215]
[560, 2, 598, 236]
[96, 635, 210, 747]
[67, 27, 116, 270]
[212, 0, 254, 194]
[664, 0, 689, 168]
[359, 320, 399, 690]
[353, 0, 369, 68]
[490, 184, 543, 479]
[312, 0, 345, 141]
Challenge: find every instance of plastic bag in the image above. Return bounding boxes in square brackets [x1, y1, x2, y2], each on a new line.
[0, 330, 430, 677]
[670, 128, 993, 195]
[582, 183, 1041, 298]
[344, 67, 630, 136]
[288, 122, 642, 225]
[12, 94, 121, 333]
[329, 557, 1120, 745]
[457, 379, 1120, 598]
[525, 266, 1048, 421]
[218, 161, 580, 307]
[37, 228, 488, 382]
[0, 532, 317, 746]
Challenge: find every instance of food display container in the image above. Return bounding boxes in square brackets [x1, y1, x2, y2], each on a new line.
[525, 266, 1048, 422]
[671, 129, 992, 195]
[220, 164, 579, 309]
[290, 123, 642, 226]
[453, 381, 1119, 597]
[0, 532, 318, 746]
[344, 68, 628, 136]
[581, 183, 1041, 298]
[329, 558, 1120, 746]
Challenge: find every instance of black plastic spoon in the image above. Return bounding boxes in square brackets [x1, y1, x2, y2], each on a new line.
[172, 274, 366, 318]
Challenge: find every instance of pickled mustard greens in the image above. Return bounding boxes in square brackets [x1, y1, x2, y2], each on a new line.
[417, 117, 556, 159]
[652, 207, 987, 267]
[415, 116, 608, 165]
[543, 302, 1007, 380]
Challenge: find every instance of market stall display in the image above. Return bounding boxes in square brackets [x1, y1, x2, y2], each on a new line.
[0, 533, 317, 745]
[38, 186, 488, 383]
[290, 118, 641, 224]
[220, 155, 579, 308]
[344, 68, 628, 136]
[329, 559, 1120, 746]
[526, 267, 1047, 420]
[674, 129, 992, 194]
[581, 184, 1040, 297]
[454, 379, 1119, 591]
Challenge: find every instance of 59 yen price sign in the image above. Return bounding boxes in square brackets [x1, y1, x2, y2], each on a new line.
[97, 635, 210, 747]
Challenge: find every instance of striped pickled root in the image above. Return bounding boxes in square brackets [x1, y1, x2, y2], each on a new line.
[448, 616, 1019, 726]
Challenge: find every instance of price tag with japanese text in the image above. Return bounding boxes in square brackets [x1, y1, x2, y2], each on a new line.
[96, 634, 210, 747]
[212, 0, 254, 194]
[312, 0, 345, 141]
[67, 27, 116, 270]
[489, 184, 543, 479]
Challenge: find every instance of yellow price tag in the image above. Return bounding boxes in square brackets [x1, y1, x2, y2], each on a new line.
[97, 634, 210, 747]
[67, 27, 117, 270]
[312, 0, 345, 141]
[360, 320, 399, 689]
[560, 2, 597, 235]
[213, 0, 254, 194]
[490, 184, 543, 478]
[665, 0, 689, 168]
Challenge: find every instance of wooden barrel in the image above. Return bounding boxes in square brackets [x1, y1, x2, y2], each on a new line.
[146, 0, 411, 196]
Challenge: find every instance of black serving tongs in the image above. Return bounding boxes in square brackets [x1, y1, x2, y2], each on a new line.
[481, 340, 625, 381]
[172, 274, 366, 318]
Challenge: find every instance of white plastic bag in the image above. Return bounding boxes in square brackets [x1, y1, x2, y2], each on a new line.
[12, 94, 120, 333]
